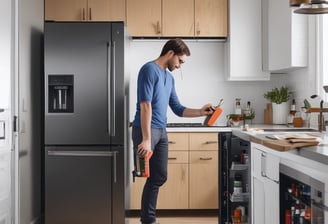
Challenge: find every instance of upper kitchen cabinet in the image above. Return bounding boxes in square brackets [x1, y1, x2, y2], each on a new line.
[195, 0, 228, 37]
[263, 0, 308, 72]
[45, 0, 125, 22]
[162, 0, 194, 37]
[126, 0, 162, 36]
[225, 0, 270, 81]
[126, 0, 228, 37]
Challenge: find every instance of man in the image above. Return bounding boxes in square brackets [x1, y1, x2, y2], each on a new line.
[131, 39, 213, 224]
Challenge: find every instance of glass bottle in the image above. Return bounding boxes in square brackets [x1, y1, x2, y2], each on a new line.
[235, 98, 242, 114]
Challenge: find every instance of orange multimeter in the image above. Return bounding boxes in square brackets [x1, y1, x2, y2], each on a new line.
[204, 99, 224, 126]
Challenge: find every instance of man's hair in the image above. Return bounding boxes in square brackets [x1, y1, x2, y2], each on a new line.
[160, 39, 191, 57]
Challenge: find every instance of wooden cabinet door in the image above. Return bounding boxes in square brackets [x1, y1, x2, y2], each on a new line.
[88, 0, 125, 21]
[45, 0, 125, 21]
[167, 132, 189, 151]
[195, 0, 228, 37]
[130, 151, 189, 209]
[189, 133, 218, 151]
[189, 150, 218, 209]
[45, 0, 87, 21]
[126, 0, 161, 36]
[162, 0, 194, 37]
[130, 177, 145, 209]
[157, 163, 189, 209]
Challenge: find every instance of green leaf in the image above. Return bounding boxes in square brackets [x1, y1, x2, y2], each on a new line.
[263, 86, 290, 104]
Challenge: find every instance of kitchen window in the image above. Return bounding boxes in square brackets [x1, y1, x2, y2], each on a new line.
[318, 15, 328, 100]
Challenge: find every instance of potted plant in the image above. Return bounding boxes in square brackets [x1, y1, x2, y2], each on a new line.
[264, 86, 290, 124]
[227, 114, 243, 126]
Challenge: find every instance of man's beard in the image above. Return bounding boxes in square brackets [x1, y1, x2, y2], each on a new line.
[167, 63, 175, 72]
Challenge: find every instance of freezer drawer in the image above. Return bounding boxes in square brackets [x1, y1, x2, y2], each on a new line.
[44, 146, 118, 224]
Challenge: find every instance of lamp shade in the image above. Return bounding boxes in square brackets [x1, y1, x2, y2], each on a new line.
[294, 0, 328, 14]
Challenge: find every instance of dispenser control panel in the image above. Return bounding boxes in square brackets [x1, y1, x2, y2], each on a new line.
[48, 75, 74, 113]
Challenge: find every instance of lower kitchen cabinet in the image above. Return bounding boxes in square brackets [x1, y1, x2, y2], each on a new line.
[251, 144, 280, 224]
[130, 178, 144, 209]
[130, 139, 189, 210]
[157, 162, 189, 209]
[130, 132, 219, 210]
[130, 161, 189, 209]
[189, 150, 218, 209]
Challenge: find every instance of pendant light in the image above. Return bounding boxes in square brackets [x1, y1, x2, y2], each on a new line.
[294, 0, 328, 14]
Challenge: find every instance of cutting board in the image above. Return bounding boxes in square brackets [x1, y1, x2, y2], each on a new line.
[263, 103, 272, 124]
[250, 136, 320, 151]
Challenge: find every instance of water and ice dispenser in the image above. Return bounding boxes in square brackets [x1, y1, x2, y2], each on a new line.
[48, 75, 74, 113]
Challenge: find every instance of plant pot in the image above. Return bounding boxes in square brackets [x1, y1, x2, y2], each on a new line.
[272, 102, 288, 124]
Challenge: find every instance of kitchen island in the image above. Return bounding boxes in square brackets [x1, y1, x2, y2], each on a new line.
[231, 127, 328, 224]
[166, 124, 328, 223]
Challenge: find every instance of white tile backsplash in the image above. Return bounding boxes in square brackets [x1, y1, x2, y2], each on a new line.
[128, 37, 315, 126]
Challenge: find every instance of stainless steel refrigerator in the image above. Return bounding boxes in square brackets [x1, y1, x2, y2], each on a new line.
[43, 22, 127, 224]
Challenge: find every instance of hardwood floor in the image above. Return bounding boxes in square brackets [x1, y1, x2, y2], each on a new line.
[126, 216, 219, 224]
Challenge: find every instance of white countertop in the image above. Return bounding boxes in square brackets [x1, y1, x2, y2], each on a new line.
[166, 126, 232, 132]
[232, 125, 328, 168]
[166, 124, 306, 133]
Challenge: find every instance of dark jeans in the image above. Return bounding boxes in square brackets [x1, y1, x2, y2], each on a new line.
[132, 127, 168, 224]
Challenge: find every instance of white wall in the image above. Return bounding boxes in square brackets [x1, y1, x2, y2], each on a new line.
[0, 0, 12, 109]
[18, 0, 43, 223]
[0, 1, 14, 223]
[282, 17, 323, 128]
[128, 40, 290, 126]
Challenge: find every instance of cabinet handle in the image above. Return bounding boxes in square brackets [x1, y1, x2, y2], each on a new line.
[82, 8, 86, 21]
[168, 141, 176, 144]
[261, 152, 279, 184]
[89, 8, 92, 21]
[261, 152, 266, 177]
[168, 157, 177, 160]
[200, 157, 213, 160]
[196, 22, 200, 36]
[156, 21, 161, 34]
[205, 141, 218, 144]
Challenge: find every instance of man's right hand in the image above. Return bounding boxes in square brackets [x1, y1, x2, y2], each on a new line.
[137, 140, 151, 157]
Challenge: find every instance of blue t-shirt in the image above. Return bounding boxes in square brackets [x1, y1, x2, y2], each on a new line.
[132, 61, 186, 128]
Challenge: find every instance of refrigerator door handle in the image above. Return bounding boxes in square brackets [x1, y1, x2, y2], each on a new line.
[112, 150, 117, 183]
[48, 150, 116, 157]
[111, 40, 116, 137]
[47, 150, 118, 183]
[107, 41, 112, 136]
[107, 40, 116, 137]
